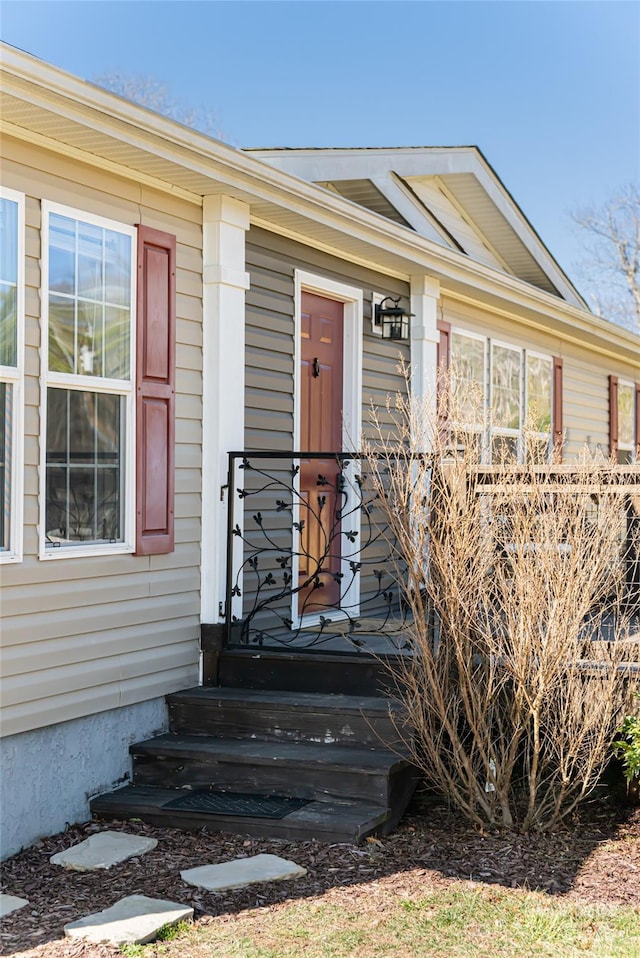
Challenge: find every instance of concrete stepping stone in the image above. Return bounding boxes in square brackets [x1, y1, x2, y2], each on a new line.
[0, 894, 29, 918]
[64, 894, 193, 946]
[50, 830, 157, 871]
[181, 853, 307, 892]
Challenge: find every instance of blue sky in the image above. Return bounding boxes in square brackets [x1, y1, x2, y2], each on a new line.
[2, 1, 638, 286]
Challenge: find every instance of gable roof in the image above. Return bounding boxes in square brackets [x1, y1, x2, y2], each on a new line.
[247, 147, 588, 309]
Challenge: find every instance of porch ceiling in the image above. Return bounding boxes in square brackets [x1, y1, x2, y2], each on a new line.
[407, 173, 561, 297]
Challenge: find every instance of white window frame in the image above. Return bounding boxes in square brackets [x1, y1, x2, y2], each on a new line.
[292, 270, 363, 628]
[617, 378, 636, 463]
[525, 349, 554, 461]
[39, 201, 136, 560]
[0, 186, 25, 564]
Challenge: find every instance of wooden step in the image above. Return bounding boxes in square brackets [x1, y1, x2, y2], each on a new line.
[91, 785, 393, 843]
[130, 734, 415, 807]
[217, 649, 407, 696]
[167, 686, 411, 753]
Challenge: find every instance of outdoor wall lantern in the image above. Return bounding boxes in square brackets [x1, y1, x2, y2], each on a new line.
[375, 296, 413, 341]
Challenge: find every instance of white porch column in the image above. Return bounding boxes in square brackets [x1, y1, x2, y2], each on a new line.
[201, 195, 250, 625]
[410, 274, 440, 446]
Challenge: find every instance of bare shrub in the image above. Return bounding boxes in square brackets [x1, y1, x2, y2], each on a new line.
[365, 375, 640, 830]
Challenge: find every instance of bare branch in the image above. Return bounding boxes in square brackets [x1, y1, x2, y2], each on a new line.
[93, 72, 223, 140]
[365, 371, 640, 831]
[571, 184, 640, 334]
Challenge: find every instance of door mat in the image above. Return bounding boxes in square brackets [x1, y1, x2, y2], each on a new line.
[163, 790, 311, 819]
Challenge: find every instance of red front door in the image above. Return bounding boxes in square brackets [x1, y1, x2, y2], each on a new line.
[298, 292, 344, 614]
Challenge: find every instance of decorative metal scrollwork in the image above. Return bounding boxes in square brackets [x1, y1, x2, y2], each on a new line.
[224, 451, 413, 653]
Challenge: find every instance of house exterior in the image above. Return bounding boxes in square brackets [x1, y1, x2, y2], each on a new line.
[1, 44, 639, 857]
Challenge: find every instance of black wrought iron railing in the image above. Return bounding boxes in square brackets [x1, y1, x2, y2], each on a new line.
[223, 451, 413, 653]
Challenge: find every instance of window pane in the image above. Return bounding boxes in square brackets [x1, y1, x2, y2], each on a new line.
[0, 381, 12, 551]
[526, 355, 552, 433]
[450, 427, 483, 462]
[45, 388, 124, 547]
[0, 282, 17, 368]
[49, 214, 76, 295]
[0, 197, 18, 285]
[76, 300, 102, 376]
[492, 435, 519, 464]
[103, 306, 130, 379]
[0, 197, 18, 368]
[619, 383, 635, 448]
[492, 344, 521, 430]
[77, 221, 103, 299]
[48, 213, 131, 380]
[48, 294, 76, 374]
[527, 436, 551, 465]
[451, 333, 485, 424]
[105, 230, 131, 307]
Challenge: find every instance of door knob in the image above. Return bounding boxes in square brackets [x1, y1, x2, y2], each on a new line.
[312, 357, 320, 378]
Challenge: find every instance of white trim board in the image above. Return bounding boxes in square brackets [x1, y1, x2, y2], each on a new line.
[0, 186, 25, 564]
[292, 271, 364, 627]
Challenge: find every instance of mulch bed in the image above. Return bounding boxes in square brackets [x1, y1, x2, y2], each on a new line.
[1, 792, 638, 958]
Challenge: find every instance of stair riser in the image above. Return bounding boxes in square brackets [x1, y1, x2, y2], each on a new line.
[131, 753, 395, 805]
[91, 801, 389, 843]
[218, 651, 403, 697]
[168, 702, 410, 753]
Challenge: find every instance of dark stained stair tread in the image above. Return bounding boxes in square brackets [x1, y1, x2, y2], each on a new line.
[168, 686, 406, 714]
[91, 785, 392, 842]
[131, 734, 410, 773]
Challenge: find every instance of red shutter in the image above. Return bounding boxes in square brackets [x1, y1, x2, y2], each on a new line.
[135, 225, 176, 555]
[552, 356, 563, 462]
[436, 320, 451, 419]
[635, 383, 640, 460]
[609, 375, 619, 460]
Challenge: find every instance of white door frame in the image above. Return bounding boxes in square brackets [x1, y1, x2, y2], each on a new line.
[292, 270, 363, 627]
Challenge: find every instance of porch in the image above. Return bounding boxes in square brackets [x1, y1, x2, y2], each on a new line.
[91, 455, 640, 842]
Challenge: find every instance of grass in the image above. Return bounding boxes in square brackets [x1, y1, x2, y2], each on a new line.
[121, 920, 192, 957]
[123, 881, 640, 958]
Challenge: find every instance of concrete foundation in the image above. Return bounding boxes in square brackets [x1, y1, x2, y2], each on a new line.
[0, 698, 167, 860]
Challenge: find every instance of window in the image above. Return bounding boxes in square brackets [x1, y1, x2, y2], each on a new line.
[0, 187, 24, 562]
[617, 380, 636, 464]
[41, 203, 136, 556]
[526, 353, 553, 463]
[450, 329, 554, 464]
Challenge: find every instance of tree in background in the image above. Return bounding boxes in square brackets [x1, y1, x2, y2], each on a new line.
[572, 185, 640, 335]
[93, 73, 222, 141]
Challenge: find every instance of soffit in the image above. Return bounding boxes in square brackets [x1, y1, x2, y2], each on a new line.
[434, 173, 561, 296]
[0, 86, 419, 278]
[318, 179, 414, 229]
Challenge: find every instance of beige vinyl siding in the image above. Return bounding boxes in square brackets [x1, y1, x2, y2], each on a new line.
[441, 295, 638, 460]
[0, 137, 202, 738]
